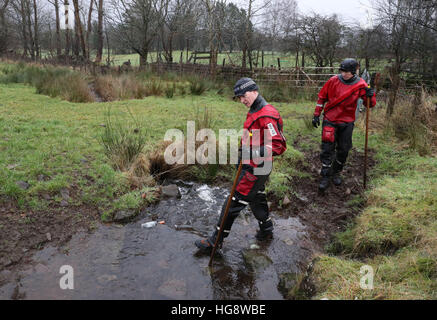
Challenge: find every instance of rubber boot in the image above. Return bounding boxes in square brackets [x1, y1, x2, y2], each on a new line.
[195, 230, 221, 253]
[332, 160, 344, 186]
[332, 174, 343, 186]
[255, 218, 273, 241]
[318, 176, 331, 192]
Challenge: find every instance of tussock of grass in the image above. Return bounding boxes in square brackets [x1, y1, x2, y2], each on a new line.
[188, 76, 213, 95]
[306, 253, 437, 300]
[100, 108, 148, 171]
[358, 90, 437, 156]
[94, 74, 149, 101]
[0, 62, 93, 102]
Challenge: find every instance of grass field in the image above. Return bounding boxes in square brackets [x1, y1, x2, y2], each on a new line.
[0, 61, 435, 299]
[0, 72, 317, 220]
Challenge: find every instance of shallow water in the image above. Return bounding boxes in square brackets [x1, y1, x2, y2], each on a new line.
[0, 182, 314, 300]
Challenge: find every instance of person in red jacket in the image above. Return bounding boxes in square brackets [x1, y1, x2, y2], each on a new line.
[195, 78, 287, 253]
[312, 58, 376, 191]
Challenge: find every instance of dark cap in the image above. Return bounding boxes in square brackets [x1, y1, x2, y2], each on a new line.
[233, 77, 259, 97]
[339, 58, 359, 74]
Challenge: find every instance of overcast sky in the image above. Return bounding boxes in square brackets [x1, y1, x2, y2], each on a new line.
[295, 0, 376, 27]
[60, 0, 378, 30]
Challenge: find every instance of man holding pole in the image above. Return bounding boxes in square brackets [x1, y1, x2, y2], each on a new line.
[312, 58, 376, 192]
[195, 78, 287, 254]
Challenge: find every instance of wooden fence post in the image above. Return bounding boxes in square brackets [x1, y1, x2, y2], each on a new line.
[262, 51, 264, 68]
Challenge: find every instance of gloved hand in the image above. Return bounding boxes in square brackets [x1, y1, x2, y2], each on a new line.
[365, 87, 374, 97]
[251, 146, 265, 159]
[312, 115, 320, 128]
[240, 146, 265, 159]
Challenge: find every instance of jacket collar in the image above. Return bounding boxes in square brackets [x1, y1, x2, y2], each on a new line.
[338, 74, 360, 85]
[249, 94, 268, 114]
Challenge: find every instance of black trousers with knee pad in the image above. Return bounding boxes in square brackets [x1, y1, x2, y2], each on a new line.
[320, 120, 354, 177]
[214, 164, 272, 240]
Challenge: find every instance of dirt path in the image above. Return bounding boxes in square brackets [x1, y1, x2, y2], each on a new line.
[278, 139, 376, 253]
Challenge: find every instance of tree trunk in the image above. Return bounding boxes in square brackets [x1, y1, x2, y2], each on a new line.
[95, 0, 103, 63]
[86, 0, 93, 60]
[0, 0, 10, 54]
[54, 0, 61, 57]
[72, 0, 86, 58]
[64, 0, 70, 56]
[26, 1, 35, 59]
[139, 50, 148, 67]
[22, 0, 35, 60]
[19, 0, 29, 57]
[32, 0, 39, 59]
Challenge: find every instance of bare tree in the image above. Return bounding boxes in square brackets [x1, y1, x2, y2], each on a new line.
[373, 0, 437, 117]
[85, 0, 94, 59]
[160, 0, 197, 63]
[47, 0, 62, 57]
[0, 0, 11, 54]
[201, 0, 225, 76]
[109, 0, 168, 67]
[241, 0, 271, 70]
[300, 13, 344, 68]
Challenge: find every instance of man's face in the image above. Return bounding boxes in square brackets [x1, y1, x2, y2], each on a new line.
[340, 70, 354, 80]
[238, 91, 258, 108]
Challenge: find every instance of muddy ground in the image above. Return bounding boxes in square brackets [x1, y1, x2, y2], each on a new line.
[0, 140, 375, 298]
[284, 138, 376, 253]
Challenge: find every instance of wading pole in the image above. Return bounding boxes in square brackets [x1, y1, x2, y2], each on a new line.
[209, 160, 244, 267]
[363, 73, 380, 189]
[364, 88, 370, 189]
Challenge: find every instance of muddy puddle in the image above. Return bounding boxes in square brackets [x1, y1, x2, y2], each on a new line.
[0, 181, 315, 300]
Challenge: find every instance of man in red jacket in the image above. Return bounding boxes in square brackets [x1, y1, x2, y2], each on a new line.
[312, 58, 376, 192]
[195, 78, 287, 253]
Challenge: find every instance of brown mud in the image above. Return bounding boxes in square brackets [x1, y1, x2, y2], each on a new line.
[280, 138, 376, 253]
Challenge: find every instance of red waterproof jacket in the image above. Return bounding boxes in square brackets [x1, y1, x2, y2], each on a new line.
[241, 95, 287, 168]
[314, 75, 376, 123]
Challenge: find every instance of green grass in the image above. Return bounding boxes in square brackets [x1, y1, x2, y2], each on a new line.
[2, 61, 435, 299]
[107, 50, 318, 69]
[304, 124, 437, 300]
[0, 71, 314, 220]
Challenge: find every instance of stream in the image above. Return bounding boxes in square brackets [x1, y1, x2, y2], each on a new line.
[0, 181, 315, 300]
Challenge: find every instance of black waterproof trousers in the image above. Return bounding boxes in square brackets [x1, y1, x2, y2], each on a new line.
[213, 164, 272, 242]
[320, 120, 354, 177]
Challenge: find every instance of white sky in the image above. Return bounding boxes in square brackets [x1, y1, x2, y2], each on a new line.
[296, 0, 376, 27]
[60, 0, 377, 30]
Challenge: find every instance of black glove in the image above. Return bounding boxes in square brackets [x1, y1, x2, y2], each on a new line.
[365, 87, 374, 97]
[251, 146, 265, 159]
[312, 115, 320, 128]
[240, 146, 265, 160]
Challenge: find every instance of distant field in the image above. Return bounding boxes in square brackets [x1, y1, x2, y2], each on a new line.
[106, 50, 316, 69]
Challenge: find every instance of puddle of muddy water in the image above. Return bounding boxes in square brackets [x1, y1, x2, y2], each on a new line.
[0, 182, 314, 300]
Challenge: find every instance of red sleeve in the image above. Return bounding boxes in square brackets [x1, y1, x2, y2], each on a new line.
[260, 118, 286, 156]
[314, 78, 332, 116]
